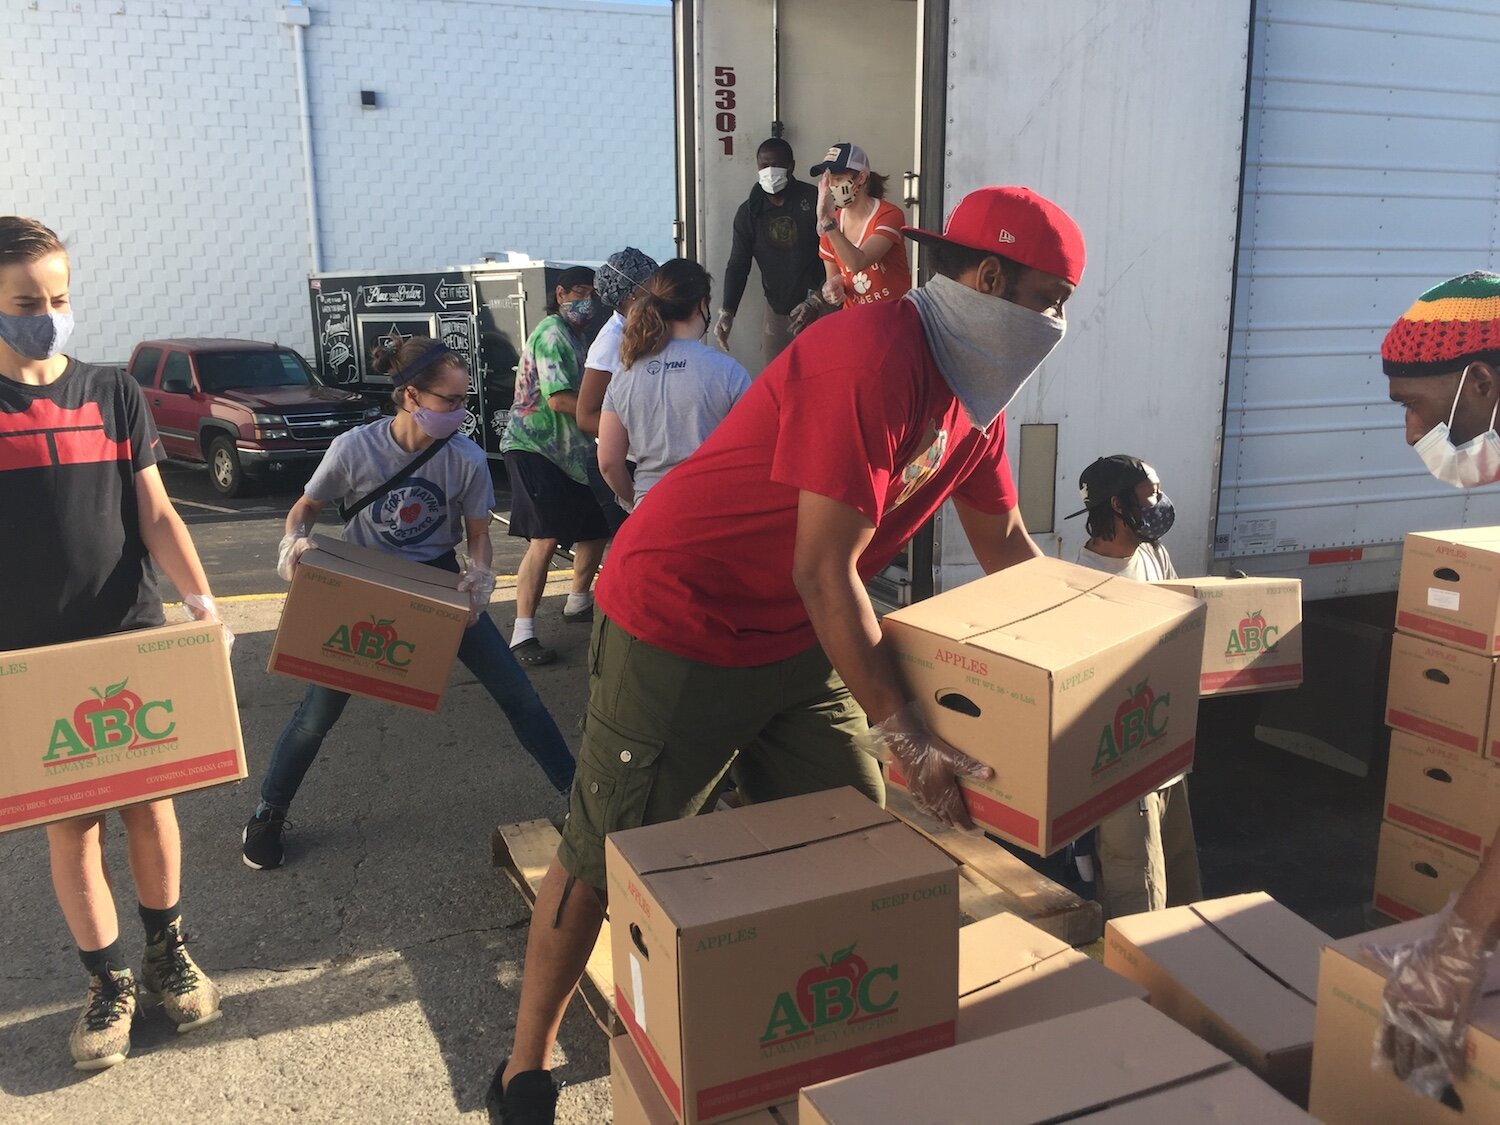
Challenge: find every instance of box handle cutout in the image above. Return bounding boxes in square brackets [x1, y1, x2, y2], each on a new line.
[936, 691, 981, 718]
[630, 923, 650, 960]
[1423, 668, 1451, 685]
[1423, 768, 1454, 784]
[1432, 567, 1461, 584]
[1413, 862, 1439, 879]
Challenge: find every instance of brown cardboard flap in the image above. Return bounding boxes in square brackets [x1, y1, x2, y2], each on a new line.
[643, 822, 955, 931]
[957, 913, 1074, 996]
[307, 533, 465, 594]
[1190, 894, 1326, 1002]
[606, 787, 893, 878]
[1074, 1066, 1312, 1123]
[799, 998, 1230, 1123]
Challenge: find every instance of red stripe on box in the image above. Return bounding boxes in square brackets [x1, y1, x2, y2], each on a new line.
[0, 750, 242, 828]
[1310, 548, 1363, 565]
[1395, 611, 1489, 652]
[1374, 893, 1421, 922]
[1384, 803, 1482, 854]
[271, 652, 440, 712]
[1385, 709, 1480, 753]
[616, 991, 683, 1116]
[696, 1021, 956, 1119]
[885, 764, 1041, 847]
[1200, 664, 1303, 691]
[1052, 739, 1196, 845]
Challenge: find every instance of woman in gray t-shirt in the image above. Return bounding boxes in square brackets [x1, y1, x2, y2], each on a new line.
[240, 339, 575, 871]
[598, 259, 751, 511]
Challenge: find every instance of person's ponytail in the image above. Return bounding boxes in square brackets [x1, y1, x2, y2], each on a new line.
[619, 259, 713, 370]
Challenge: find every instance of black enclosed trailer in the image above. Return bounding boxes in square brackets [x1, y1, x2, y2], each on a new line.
[307, 259, 597, 460]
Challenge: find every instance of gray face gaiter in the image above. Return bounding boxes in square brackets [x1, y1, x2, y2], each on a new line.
[904, 273, 1066, 431]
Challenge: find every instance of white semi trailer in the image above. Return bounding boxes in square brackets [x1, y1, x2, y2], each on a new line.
[670, 0, 1500, 605]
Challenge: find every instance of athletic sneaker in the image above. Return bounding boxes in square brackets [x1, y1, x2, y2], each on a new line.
[140, 918, 222, 1032]
[242, 806, 289, 870]
[485, 1059, 559, 1125]
[69, 966, 137, 1070]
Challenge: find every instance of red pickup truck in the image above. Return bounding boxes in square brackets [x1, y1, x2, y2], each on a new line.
[127, 338, 381, 496]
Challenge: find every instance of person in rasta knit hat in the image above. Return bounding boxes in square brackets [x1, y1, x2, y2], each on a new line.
[576, 246, 659, 439]
[1383, 271, 1500, 488]
[1374, 271, 1500, 1106]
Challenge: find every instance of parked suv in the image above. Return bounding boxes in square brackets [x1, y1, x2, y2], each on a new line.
[127, 339, 381, 496]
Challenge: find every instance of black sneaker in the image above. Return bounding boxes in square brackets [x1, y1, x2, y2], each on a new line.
[561, 603, 593, 624]
[241, 807, 290, 870]
[485, 1058, 559, 1125]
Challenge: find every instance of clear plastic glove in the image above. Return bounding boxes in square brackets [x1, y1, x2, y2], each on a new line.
[715, 310, 734, 350]
[789, 297, 821, 337]
[857, 702, 994, 829]
[181, 593, 235, 651]
[457, 560, 497, 626]
[277, 528, 314, 582]
[821, 275, 846, 307]
[1368, 898, 1496, 1098]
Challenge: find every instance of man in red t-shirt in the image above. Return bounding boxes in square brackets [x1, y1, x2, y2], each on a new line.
[487, 186, 1086, 1123]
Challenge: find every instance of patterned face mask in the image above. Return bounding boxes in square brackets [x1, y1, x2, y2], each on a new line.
[561, 298, 595, 328]
[0, 309, 74, 359]
[1122, 492, 1176, 543]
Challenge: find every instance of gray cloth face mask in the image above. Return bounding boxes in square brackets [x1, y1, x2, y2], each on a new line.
[905, 272, 1065, 431]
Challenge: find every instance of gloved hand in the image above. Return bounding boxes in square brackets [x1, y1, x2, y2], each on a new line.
[822, 275, 846, 307]
[1368, 899, 1496, 1099]
[277, 528, 314, 582]
[457, 559, 497, 626]
[715, 310, 734, 350]
[181, 593, 235, 651]
[789, 297, 821, 337]
[858, 702, 993, 828]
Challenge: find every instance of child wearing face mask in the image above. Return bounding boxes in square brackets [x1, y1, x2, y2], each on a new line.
[597, 259, 752, 511]
[242, 338, 576, 872]
[792, 142, 912, 334]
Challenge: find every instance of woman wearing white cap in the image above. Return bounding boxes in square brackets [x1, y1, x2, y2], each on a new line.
[792, 141, 912, 333]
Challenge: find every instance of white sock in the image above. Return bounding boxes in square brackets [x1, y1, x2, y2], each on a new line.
[1075, 855, 1096, 883]
[565, 592, 594, 614]
[511, 618, 535, 646]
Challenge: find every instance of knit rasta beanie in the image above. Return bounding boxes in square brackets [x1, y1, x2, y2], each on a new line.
[1382, 271, 1500, 378]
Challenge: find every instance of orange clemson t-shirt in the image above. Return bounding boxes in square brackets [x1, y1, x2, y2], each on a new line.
[819, 199, 913, 307]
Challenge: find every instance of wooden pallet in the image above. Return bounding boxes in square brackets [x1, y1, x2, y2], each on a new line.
[883, 789, 1102, 946]
[491, 819, 621, 1035]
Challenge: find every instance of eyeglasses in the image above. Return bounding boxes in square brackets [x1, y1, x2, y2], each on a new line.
[417, 388, 468, 410]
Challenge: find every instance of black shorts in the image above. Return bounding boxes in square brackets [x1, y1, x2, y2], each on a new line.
[503, 450, 611, 548]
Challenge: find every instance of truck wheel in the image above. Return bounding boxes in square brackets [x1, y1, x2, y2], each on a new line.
[207, 435, 247, 497]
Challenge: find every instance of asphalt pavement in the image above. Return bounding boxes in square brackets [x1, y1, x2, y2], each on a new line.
[0, 458, 610, 1123]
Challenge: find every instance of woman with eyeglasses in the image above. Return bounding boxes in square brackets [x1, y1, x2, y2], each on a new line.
[240, 337, 575, 872]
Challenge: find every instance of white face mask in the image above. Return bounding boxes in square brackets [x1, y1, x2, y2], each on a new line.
[830, 178, 858, 209]
[1414, 364, 1500, 488]
[758, 167, 789, 195]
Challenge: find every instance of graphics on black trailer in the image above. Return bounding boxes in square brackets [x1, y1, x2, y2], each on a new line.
[308, 261, 600, 461]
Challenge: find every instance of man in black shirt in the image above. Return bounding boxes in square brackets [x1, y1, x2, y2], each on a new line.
[715, 138, 824, 368]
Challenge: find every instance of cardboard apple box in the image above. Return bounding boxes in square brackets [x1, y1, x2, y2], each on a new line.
[267, 535, 470, 712]
[605, 788, 959, 1125]
[1396, 527, 1500, 656]
[1384, 730, 1500, 857]
[1372, 820, 1480, 921]
[798, 998, 1311, 1123]
[1385, 631, 1496, 754]
[957, 912, 1147, 1043]
[0, 621, 245, 833]
[882, 557, 1207, 854]
[1103, 891, 1327, 1103]
[1151, 576, 1303, 695]
[1309, 916, 1500, 1124]
[610, 1034, 796, 1125]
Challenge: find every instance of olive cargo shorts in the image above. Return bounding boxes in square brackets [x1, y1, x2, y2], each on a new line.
[557, 614, 884, 888]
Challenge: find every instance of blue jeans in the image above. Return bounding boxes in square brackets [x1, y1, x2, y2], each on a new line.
[259, 612, 576, 808]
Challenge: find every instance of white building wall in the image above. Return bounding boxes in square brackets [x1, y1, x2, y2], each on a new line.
[0, 0, 674, 365]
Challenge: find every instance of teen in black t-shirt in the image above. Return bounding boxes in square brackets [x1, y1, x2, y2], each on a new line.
[0, 216, 226, 1069]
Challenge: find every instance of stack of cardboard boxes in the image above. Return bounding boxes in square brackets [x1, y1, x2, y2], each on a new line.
[1377, 529, 1500, 920]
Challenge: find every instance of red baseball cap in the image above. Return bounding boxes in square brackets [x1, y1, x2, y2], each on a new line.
[903, 186, 1086, 286]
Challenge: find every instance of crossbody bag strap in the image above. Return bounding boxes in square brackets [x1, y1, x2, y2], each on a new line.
[337, 435, 452, 524]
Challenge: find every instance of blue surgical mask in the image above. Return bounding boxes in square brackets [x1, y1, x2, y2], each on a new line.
[561, 298, 595, 328]
[0, 309, 74, 360]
